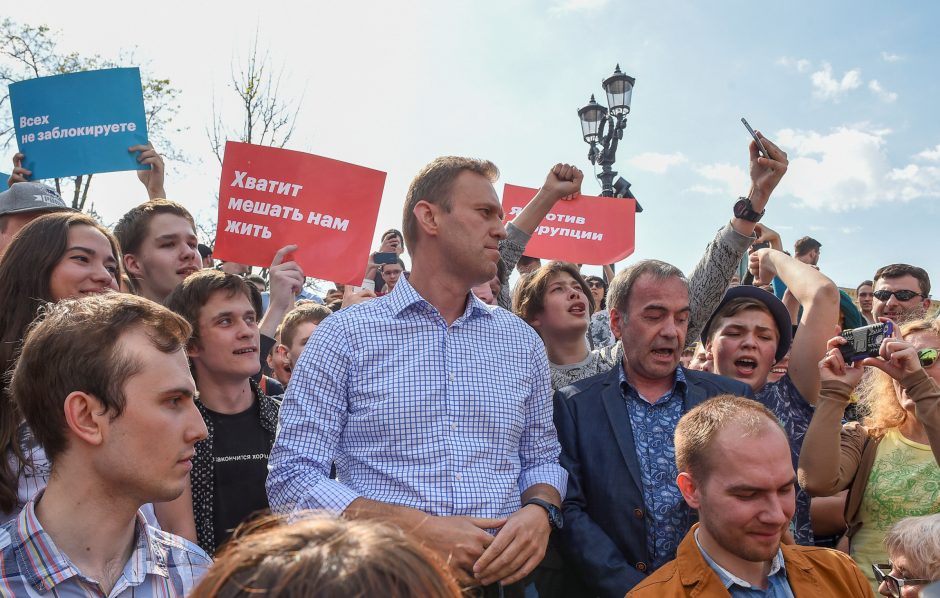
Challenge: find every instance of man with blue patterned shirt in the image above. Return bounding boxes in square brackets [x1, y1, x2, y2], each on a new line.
[0, 294, 211, 597]
[267, 157, 582, 591]
[554, 260, 754, 597]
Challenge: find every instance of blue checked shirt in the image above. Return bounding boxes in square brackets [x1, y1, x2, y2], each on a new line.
[619, 365, 696, 570]
[267, 276, 567, 518]
[0, 496, 211, 597]
[695, 528, 795, 597]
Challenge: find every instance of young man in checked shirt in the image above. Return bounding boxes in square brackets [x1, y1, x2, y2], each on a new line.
[268, 158, 582, 593]
[0, 294, 211, 597]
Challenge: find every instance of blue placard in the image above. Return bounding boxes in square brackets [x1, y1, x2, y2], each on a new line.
[0, 173, 9, 191]
[9, 68, 149, 180]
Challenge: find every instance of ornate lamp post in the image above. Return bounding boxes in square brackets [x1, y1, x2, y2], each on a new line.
[577, 64, 641, 211]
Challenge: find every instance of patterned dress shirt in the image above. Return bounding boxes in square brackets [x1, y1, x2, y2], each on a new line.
[267, 275, 567, 518]
[0, 496, 210, 597]
[619, 365, 696, 569]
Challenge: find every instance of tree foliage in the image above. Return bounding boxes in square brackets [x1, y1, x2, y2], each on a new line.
[0, 18, 183, 211]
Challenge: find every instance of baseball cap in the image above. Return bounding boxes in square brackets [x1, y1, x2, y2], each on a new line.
[701, 285, 793, 362]
[0, 182, 72, 216]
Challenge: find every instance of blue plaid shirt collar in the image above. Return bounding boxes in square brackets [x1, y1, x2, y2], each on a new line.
[695, 528, 789, 593]
[385, 274, 494, 323]
[617, 362, 688, 403]
[10, 493, 169, 592]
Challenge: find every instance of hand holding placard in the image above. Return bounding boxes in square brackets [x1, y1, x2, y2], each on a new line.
[10, 68, 149, 179]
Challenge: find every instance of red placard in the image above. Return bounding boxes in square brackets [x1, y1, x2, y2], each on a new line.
[501, 184, 636, 265]
[213, 142, 386, 285]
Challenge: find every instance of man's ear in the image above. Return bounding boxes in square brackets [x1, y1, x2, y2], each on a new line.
[704, 340, 714, 361]
[413, 200, 440, 239]
[123, 253, 143, 279]
[62, 391, 108, 448]
[676, 472, 702, 509]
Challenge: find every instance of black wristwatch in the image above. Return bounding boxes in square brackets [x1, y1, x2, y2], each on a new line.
[733, 197, 764, 222]
[525, 498, 564, 530]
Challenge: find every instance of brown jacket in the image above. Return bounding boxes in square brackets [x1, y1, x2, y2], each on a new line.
[626, 524, 871, 597]
[798, 368, 940, 539]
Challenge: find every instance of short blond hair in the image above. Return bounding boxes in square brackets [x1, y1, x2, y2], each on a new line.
[675, 395, 783, 481]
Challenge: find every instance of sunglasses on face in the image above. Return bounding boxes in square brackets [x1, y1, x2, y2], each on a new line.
[872, 563, 932, 597]
[918, 348, 939, 368]
[873, 289, 923, 302]
[586, 281, 604, 289]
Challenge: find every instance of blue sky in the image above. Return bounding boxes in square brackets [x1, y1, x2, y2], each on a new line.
[3, 0, 938, 289]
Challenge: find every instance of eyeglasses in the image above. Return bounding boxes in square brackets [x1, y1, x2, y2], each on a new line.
[586, 281, 604, 289]
[872, 563, 932, 597]
[918, 348, 939, 368]
[873, 289, 924, 302]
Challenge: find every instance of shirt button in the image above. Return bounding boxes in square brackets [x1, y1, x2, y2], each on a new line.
[449, 373, 455, 382]
[455, 473, 462, 481]
[636, 562, 647, 572]
[451, 423, 458, 431]
[633, 508, 644, 519]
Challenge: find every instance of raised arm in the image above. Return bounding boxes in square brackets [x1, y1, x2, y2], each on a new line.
[686, 133, 789, 343]
[750, 248, 840, 403]
[497, 164, 583, 309]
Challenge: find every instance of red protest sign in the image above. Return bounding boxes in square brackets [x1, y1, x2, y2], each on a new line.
[214, 142, 386, 285]
[501, 184, 636, 265]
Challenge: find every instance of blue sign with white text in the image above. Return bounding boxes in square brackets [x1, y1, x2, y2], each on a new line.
[9, 68, 149, 180]
[0, 173, 9, 191]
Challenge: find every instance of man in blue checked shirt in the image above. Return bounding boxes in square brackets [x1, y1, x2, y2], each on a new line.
[267, 157, 582, 591]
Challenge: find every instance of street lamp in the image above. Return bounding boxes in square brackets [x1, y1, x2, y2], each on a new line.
[577, 64, 641, 211]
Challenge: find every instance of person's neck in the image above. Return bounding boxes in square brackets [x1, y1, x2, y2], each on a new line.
[407, 262, 472, 326]
[697, 525, 773, 590]
[899, 410, 929, 444]
[193, 368, 254, 414]
[545, 332, 590, 366]
[623, 359, 675, 403]
[36, 461, 140, 594]
[137, 281, 168, 305]
[862, 310, 874, 323]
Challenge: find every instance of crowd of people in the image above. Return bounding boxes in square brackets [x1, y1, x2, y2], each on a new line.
[0, 131, 937, 598]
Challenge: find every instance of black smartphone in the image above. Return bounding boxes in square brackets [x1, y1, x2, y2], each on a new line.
[374, 252, 398, 265]
[839, 321, 894, 362]
[741, 118, 769, 158]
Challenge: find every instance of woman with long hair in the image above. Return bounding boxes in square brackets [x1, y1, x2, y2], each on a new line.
[799, 317, 940, 592]
[0, 212, 121, 521]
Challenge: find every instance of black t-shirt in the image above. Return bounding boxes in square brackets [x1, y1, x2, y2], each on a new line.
[205, 400, 273, 547]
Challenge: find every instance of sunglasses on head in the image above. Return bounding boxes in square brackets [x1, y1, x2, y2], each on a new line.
[872, 563, 932, 597]
[918, 348, 939, 368]
[873, 289, 923, 302]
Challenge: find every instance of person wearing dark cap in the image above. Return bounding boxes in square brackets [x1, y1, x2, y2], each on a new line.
[0, 181, 71, 253]
[700, 247, 840, 545]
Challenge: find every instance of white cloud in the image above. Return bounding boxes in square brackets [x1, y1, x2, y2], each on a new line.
[694, 163, 749, 197]
[777, 56, 812, 73]
[868, 80, 898, 103]
[771, 125, 940, 211]
[881, 51, 902, 63]
[916, 144, 940, 162]
[549, 0, 608, 14]
[628, 151, 687, 174]
[810, 63, 862, 101]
